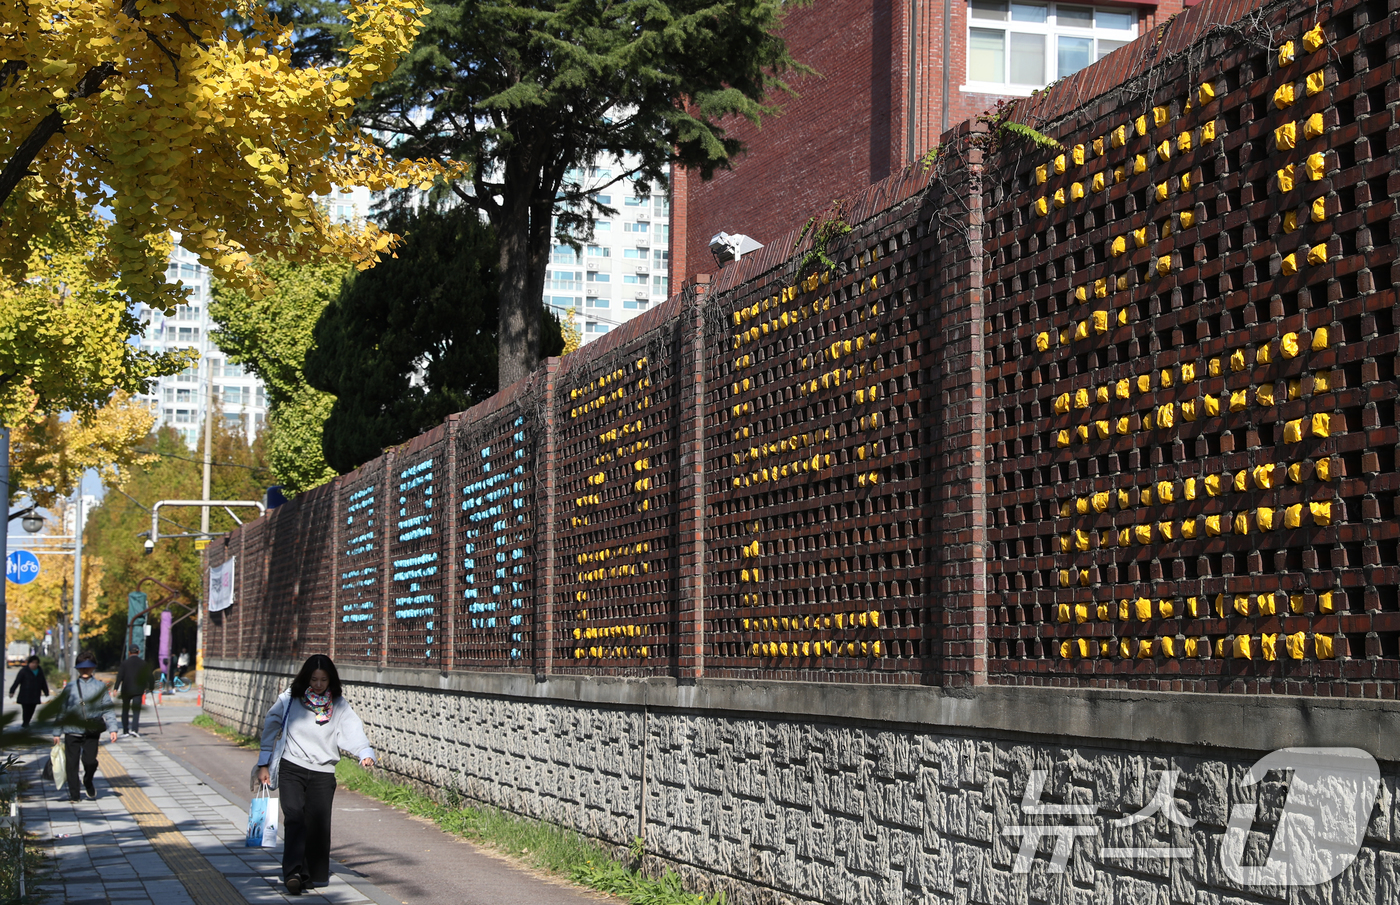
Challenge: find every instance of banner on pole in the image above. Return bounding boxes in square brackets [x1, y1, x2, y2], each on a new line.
[208, 556, 236, 612]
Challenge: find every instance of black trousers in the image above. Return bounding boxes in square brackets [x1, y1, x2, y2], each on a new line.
[121, 696, 142, 734]
[64, 733, 99, 800]
[278, 759, 337, 886]
[20, 703, 37, 727]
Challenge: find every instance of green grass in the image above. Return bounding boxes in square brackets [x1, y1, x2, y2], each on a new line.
[334, 759, 723, 905]
[191, 714, 259, 748]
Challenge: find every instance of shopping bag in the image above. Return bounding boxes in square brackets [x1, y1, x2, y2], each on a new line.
[246, 789, 279, 848]
[49, 741, 67, 791]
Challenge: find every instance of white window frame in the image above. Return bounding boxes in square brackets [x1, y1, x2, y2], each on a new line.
[964, 1, 1137, 96]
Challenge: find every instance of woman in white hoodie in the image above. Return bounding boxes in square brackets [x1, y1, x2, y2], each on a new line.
[255, 655, 375, 896]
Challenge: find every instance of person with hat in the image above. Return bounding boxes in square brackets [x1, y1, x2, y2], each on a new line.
[7, 654, 49, 727]
[53, 650, 119, 802]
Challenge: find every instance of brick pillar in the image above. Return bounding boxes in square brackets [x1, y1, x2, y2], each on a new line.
[677, 281, 710, 680]
[669, 166, 689, 292]
[329, 477, 340, 662]
[923, 122, 990, 687]
[380, 449, 397, 671]
[536, 360, 559, 680]
[444, 415, 461, 673]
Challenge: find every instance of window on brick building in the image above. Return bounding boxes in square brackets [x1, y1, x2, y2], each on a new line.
[967, 1, 1136, 90]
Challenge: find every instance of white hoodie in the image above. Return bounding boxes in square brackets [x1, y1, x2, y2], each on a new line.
[257, 691, 375, 774]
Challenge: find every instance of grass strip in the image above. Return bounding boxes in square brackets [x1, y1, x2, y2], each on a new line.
[334, 758, 724, 905]
[191, 715, 259, 749]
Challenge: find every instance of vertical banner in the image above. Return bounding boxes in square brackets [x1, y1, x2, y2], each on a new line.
[209, 556, 237, 613]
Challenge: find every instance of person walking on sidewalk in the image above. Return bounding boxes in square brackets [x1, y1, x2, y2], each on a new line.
[53, 651, 119, 802]
[112, 646, 153, 737]
[8, 655, 49, 727]
[255, 655, 375, 896]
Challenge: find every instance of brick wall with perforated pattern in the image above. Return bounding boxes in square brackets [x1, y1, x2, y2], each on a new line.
[204, 0, 1399, 697]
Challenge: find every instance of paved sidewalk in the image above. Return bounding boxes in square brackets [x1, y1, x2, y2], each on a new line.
[17, 730, 393, 905]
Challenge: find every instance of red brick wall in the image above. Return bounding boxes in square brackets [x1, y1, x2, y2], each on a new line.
[675, 0, 1191, 289]
[214, 0, 1400, 697]
[672, 0, 911, 286]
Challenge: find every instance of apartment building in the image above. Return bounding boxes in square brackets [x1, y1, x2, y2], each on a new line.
[134, 187, 374, 448]
[545, 155, 672, 344]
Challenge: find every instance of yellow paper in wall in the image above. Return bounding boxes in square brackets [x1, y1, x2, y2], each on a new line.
[1155, 182, 1169, 202]
[1059, 641, 1072, 659]
[1284, 419, 1303, 443]
[1204, 474, 1221, 496]
[1281, 253, 1299, 276]
[1201, 120, 1216, 143]
[1054, 154, 1067, 174]
[1257, 507, 1275, 530]
[1310, 501, 1333, 525]
[1036, 332, 1050, 351]
[1281, 332, 1300, 358]
[1177, 132, 1192, 152]
[1256, 385, 1275, 407]
[1116, 416, 1130, 434]
[1056, 429, 1070, 447]
[1182, 517, 1198, 539]
[1282, 210, 1298, 233]
[1229, 389, 1248, 412]
[1234, 469, 1249, 492]
[1234, 635, 1253, 659]
[1160, 600, 1175, 619]
[1314, 371, 1331, 392]
[1304, 23, 1325, 53]
[1074, 387, 1089, 409]
[1135, 523, 1153, 545]
[1205, 514, 1221, 535]
[1234, 512, 1249, 535]
[1036, 164, 1048, 184]
[1157, 255, 1172, 276]
[1095, 419, 1110, 439]
[1137, 373, 1151, 394]
[1234, 595, 1250, 617]
[1285, 632, 1306, 659]
[1285, 503, 1303, 528]
[1316, 456, 1333, 481]
[1134, 154, 1147, 174]
[1275, 122, 1296, 150]
[1274, 83, 1295, 109]
[1319, 590, 1336, 613]
[1075, 603, 1089, 623]
[1112, 124, 1127, 148]
[1306, 152, 1325, 180]
[1311, 412, 1331, 437]
[1054, 188, 1066, 208]
[1316, 634, 1334, 659]
[1311, 197, 1327, 222]
[1111, 235, 1126, 257]
[1279, 41, 1295, 65]
[1036, 197, 1049, 216]
[1135, 115, 1148, 136]
[1071, 182, 1085, 200]
[1072, 144, 1085, 165]
[1185, 637, 1200, 658]
[1277, 164, 1295, 192]
[1092, 171, 1106, 192]
[1093, 310, 1108, 333]
[1093, 137, 1105, 156]
[1261, 633, 1278, 661]
[1180, 210, 1195, 229]
[1306, 70, 1325, 96]
[1137, 639, 1154, 659]
[1076, 424, 1090, 442]
[1304, 112, 1325, 139]
[1182, 400, 1197, 422]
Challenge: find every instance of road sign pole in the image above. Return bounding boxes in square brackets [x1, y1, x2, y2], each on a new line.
[1, 425, 9, 706]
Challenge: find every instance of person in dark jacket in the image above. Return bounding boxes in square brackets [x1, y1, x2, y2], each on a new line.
[111, 646, 152, 737]
[7, 655, 49, 727]
[53, 650, 119, 802]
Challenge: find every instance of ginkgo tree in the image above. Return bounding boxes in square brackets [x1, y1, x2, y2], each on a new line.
[0, 0, 457, 320]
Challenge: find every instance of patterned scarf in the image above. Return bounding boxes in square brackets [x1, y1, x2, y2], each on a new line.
[302, 689, 333, 725]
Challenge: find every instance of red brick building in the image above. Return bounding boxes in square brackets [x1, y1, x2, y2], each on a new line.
[670, 0, 1188, 284]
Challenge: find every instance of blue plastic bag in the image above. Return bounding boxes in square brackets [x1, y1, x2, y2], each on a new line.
[245, 790, 279, 848]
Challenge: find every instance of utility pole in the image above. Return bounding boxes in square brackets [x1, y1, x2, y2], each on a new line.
[197, 360, 216, 688]
[70, 488, 83, 675]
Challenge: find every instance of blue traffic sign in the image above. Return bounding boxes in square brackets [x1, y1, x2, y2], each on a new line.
[6, 550, 40, 585]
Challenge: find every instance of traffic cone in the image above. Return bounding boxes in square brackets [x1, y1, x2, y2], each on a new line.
[142, 693, 148, 705]
[196, 691, 202, 706]
[157, 691, 163, 704]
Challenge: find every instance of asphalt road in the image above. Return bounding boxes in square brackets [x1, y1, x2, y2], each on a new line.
[143, 714, 620, 905]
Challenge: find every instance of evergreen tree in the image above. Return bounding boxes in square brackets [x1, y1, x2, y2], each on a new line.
[304, 206, 563, 474]
[356, 0, 806, 387]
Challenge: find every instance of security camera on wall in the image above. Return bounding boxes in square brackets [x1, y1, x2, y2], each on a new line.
[709, 232, 764, 266]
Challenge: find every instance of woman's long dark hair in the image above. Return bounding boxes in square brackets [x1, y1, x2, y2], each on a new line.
[289, 654, 343, 700]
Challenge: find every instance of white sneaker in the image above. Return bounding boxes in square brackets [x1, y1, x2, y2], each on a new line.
[129, 731, 141, 739]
